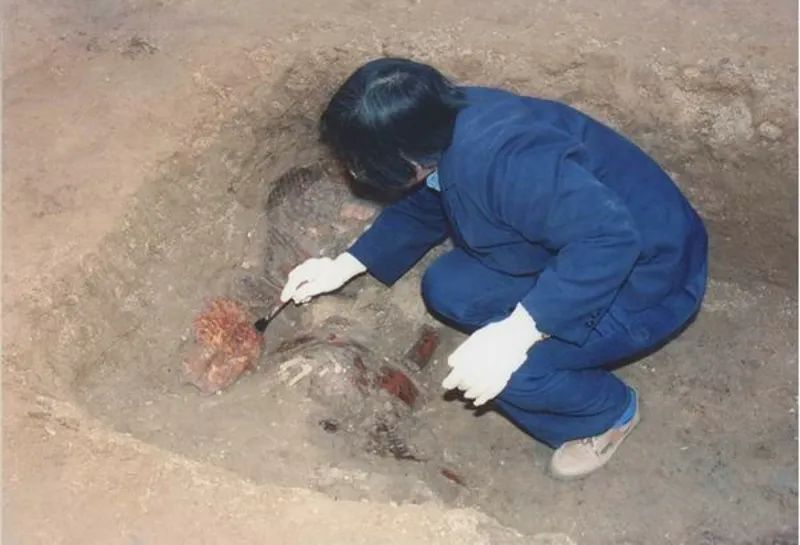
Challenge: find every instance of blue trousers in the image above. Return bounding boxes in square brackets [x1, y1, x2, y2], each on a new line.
[421, 249, 705, 447]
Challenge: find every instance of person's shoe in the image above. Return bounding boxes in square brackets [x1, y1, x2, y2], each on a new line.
[549, 387, 640, 480]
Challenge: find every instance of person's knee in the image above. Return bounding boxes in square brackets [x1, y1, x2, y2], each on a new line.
[421, 263, 456, 317]
[421, 261, 486, 330]
[422, 250, 528, 330]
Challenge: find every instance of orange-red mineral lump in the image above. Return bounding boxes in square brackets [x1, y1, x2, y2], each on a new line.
[182, 298, 262, 394]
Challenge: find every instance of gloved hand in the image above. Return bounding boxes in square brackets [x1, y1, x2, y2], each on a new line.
[442, 303, 543, 406]
[280, 252, 367, 304]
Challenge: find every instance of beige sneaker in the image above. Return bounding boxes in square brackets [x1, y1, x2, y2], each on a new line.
[549, 390, 640, 480]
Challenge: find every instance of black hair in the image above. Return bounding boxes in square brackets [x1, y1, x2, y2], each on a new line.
[320, 57, 466, 191]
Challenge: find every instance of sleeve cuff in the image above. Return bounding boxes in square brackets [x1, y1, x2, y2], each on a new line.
[347, 236, 406, 286]
[520, 298, 598, 347]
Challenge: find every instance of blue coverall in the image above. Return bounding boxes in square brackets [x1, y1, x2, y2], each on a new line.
[348, 87, 708, 446]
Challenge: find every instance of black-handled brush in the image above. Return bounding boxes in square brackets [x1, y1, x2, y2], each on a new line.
[254, 299, 289, 333]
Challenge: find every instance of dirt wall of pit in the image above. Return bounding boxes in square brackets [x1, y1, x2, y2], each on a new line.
[4, 1, 797, 544]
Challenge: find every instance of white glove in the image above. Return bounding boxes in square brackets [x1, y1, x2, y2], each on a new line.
[280, 252, 367, 304]
[442, 303, 543, 406]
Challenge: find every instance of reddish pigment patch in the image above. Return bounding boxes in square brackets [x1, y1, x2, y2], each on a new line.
[183, 297, 262, 394]
[406, 325, 440, 369]
[376, 366, 419, 407]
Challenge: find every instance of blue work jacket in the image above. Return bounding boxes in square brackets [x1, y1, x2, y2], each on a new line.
[349, 87, 707, 346]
